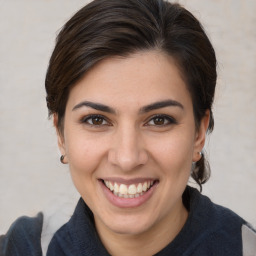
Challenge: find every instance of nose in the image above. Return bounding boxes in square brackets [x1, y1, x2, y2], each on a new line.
[108, 125, 148, 171]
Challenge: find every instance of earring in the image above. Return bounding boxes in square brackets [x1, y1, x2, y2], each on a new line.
[60, 155, 66, 164]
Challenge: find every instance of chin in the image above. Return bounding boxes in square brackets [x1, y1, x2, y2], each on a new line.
[108, 223, 150, 236]
[102, 212, 155, 236]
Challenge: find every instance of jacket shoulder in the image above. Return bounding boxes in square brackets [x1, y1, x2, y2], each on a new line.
[0, 212, 43, 256]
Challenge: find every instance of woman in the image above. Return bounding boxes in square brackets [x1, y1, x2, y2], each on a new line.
[1, 0, 255, 255]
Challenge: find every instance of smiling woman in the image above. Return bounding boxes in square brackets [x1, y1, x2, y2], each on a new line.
[57, 52, 205, 246]
[1, 0, 255, 255]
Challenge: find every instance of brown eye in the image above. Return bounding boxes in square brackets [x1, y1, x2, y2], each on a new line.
[82, 115, 109, 126]
[146, 115, 177, 126]
[91, 116, 104, 125]
[153, 117, 165, 125]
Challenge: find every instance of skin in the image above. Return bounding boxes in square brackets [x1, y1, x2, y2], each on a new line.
[55, 50, 209, 255]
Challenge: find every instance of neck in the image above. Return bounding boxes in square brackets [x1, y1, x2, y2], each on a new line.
[95, 201, 188, 256]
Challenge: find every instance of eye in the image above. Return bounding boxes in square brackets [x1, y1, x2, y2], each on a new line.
[146, 115, 177, 126]
[81, 114, 110, 126]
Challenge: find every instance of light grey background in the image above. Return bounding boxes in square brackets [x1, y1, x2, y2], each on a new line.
[0, 0, 256, 234]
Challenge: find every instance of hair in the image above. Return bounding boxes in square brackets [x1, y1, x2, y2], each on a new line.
[45, 0, 217, 191]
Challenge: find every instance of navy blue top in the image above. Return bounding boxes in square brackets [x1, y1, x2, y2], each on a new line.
[0, 187, 247, 255]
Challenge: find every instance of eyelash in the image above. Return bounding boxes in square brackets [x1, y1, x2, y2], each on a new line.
[80, 114, 177, 127]
[80, 114, 111, 126]
[145, 114, 177, 127]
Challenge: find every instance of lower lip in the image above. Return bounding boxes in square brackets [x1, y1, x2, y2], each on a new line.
[99, 180, 158, 208]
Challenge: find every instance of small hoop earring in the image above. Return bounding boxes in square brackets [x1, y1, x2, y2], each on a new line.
[60, 155, 66, 164]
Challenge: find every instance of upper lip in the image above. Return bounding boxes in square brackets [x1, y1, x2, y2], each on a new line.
[99, 177, 158, 185]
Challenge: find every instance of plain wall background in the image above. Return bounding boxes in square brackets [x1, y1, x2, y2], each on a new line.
[0, 0, 256, 234]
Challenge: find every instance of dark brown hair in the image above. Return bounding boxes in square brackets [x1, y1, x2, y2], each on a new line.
[45, 0, 217, 190]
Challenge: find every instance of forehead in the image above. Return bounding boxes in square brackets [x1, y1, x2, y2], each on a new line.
[67, 51, 192, 110]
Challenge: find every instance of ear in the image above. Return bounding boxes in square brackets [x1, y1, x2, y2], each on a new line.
[53, 114, 66, 157]
[192, 110, 210, 162]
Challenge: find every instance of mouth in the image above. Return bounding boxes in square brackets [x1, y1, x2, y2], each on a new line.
[100, 179, 158, 199]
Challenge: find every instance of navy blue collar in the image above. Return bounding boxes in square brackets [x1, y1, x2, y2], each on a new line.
[47, 186, 245, 256]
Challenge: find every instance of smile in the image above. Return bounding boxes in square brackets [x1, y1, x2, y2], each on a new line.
[103, 180, 155, 198]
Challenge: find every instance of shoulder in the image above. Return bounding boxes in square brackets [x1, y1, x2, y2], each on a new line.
[188, 186, 245, 224]
[0, 213, 43, 256]
[187, 186, 245, 228]
[186, 187, 247, 255]
[188, 187, 256, 255]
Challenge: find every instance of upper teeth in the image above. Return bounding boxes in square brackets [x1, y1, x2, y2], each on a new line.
[104, 180, 153, 196]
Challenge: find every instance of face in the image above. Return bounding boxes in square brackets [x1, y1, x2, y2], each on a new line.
[56, 51, 208, 239]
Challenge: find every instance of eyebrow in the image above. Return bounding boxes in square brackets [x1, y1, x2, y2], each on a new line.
[139, 99, 184, 113]
[72, 101, 116, 113]
[72, 99, 184, 114]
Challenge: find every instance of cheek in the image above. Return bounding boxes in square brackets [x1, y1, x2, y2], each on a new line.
[65, 131, 109, 177]
[148, 131, 195, 174]
[65, 135, 108, 202]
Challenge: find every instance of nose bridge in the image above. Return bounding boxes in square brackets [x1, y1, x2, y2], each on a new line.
[109, 121, 148, 171]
